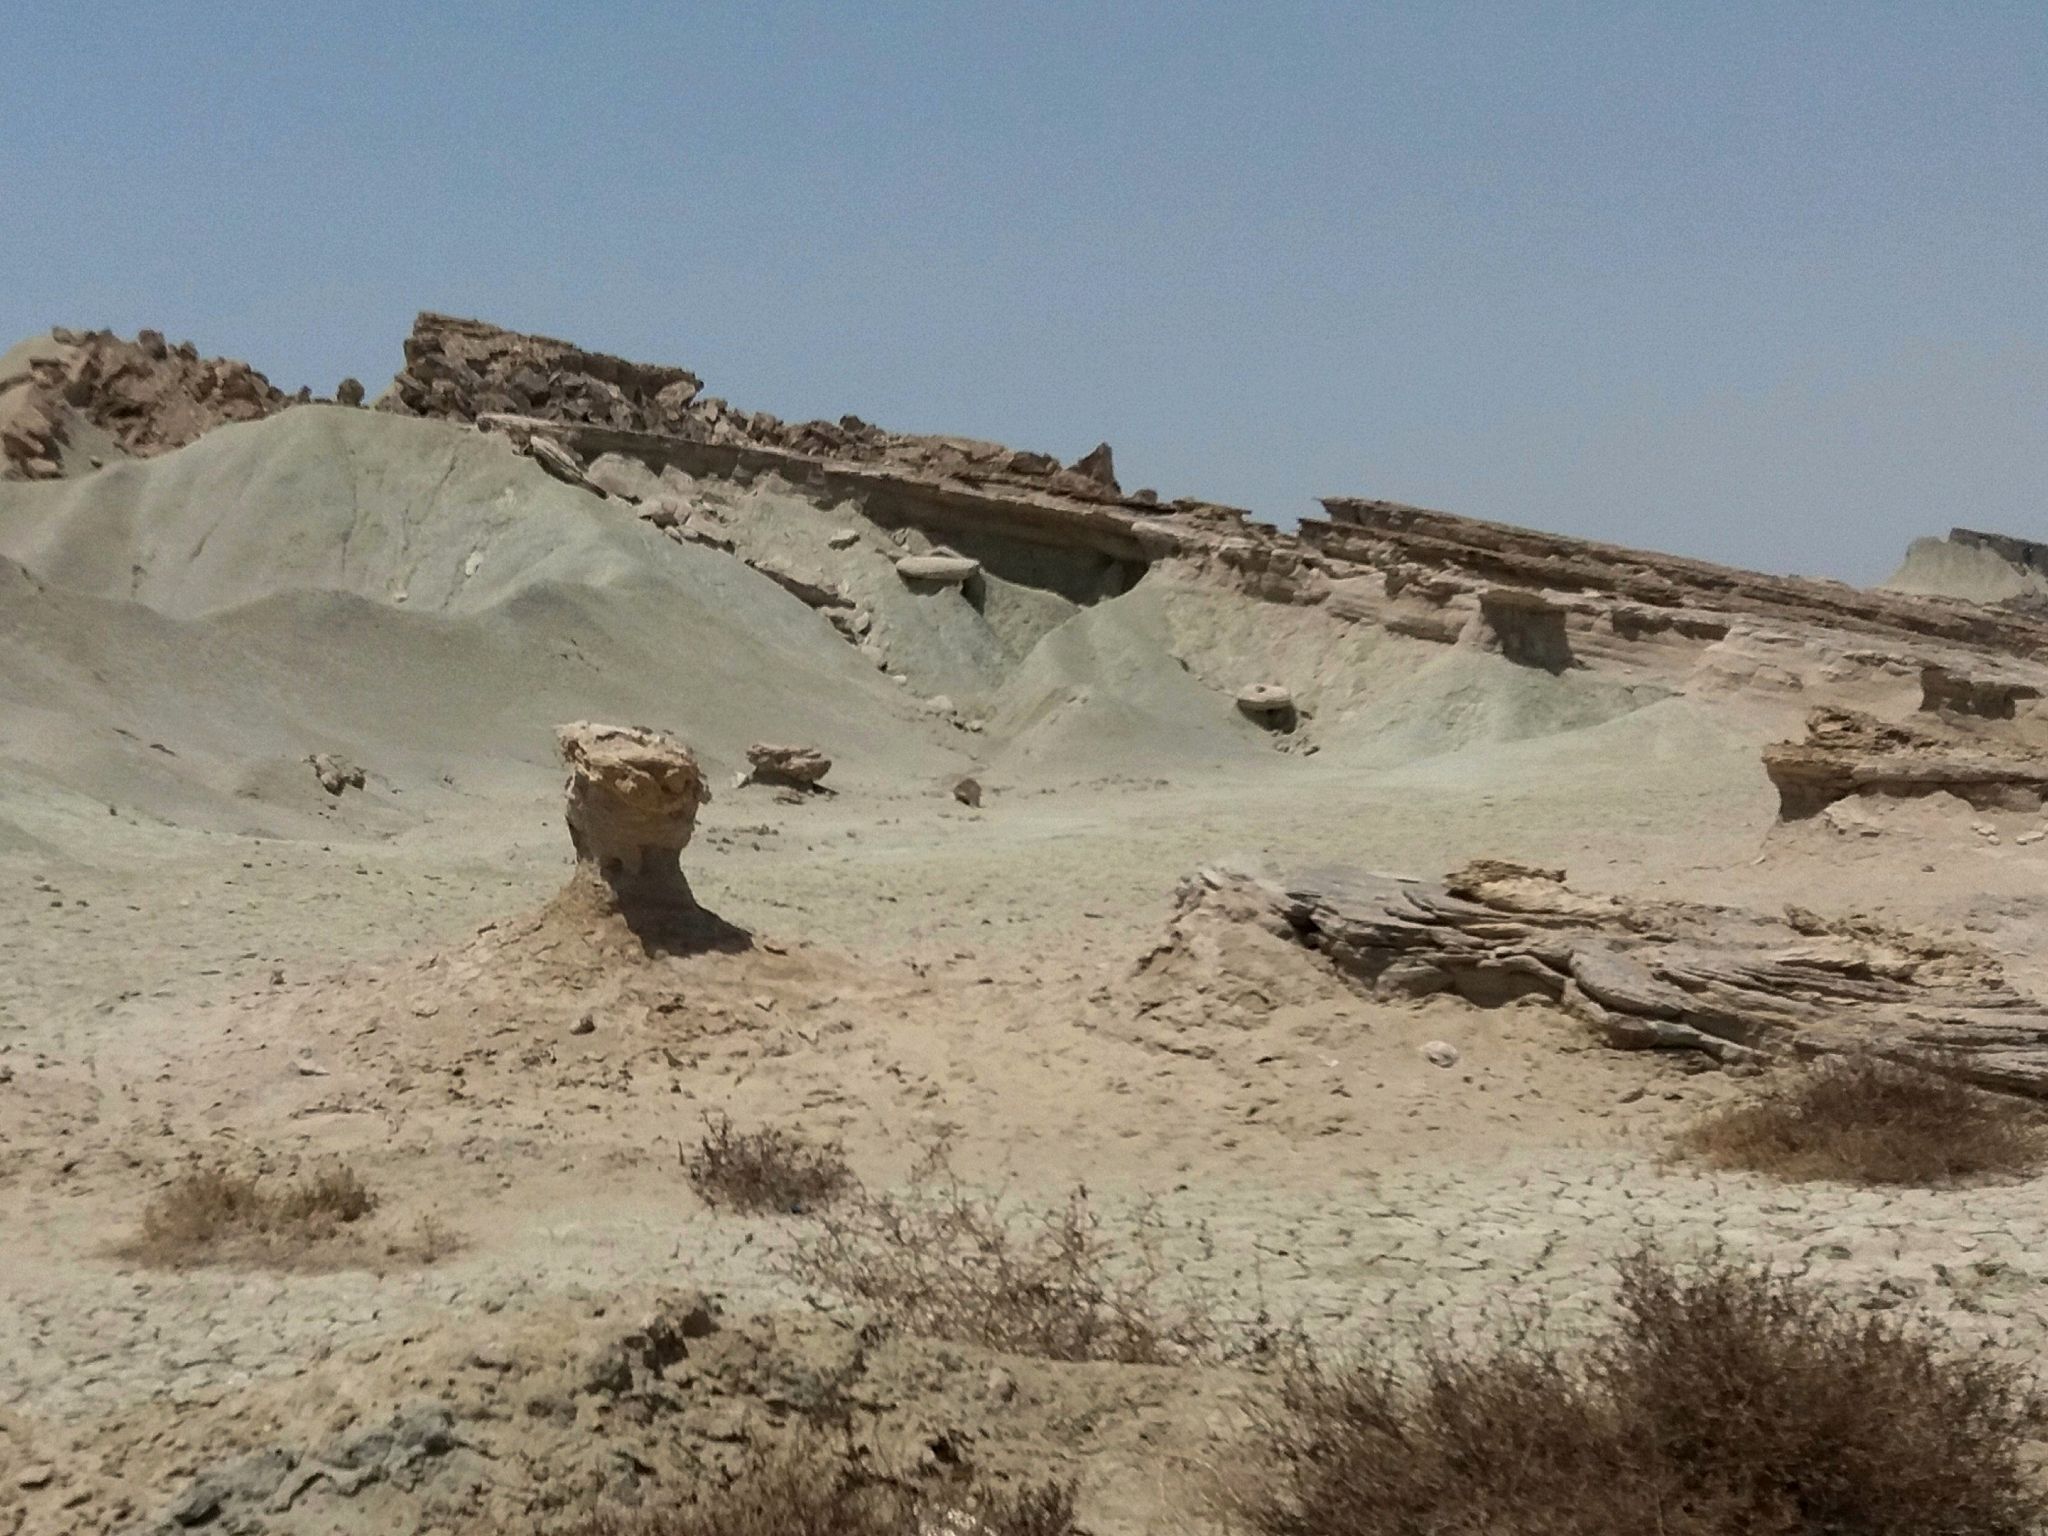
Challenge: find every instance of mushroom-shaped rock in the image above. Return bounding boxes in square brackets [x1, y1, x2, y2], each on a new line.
[894, 554, 981, 586]
[1235, 684, 1293, 715]
[745, 743, 832, 790]
[1235, 684, 1297, 730]
[557, 722, 708, 917]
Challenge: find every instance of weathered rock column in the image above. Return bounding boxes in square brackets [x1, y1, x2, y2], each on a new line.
[557, 722, 709, 919]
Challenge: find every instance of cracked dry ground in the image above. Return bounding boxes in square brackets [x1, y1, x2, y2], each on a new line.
[6, 765, 2048, 1534]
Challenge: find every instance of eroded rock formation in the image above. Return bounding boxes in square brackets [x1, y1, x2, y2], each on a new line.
[1763, 707, 2048, 818]
[1920, 664, 2042, 721]
[557, 722, 710, 923]
[1147, 862, 2048, 1093]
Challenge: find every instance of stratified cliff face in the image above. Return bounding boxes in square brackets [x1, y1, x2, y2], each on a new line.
[0, 328, 298, 480]
[1305, 500, 2048, 659]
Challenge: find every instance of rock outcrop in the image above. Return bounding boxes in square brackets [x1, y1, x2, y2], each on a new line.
[556, 722, 711, 926]
[1763, 707, 2048, 819]
[1, 327, 295, 479]
[383, 313, 1134, 507]
[1919, 665, 2042, 721]
[1150, 862, 2048, 1094]
[380, 313, 705, 435]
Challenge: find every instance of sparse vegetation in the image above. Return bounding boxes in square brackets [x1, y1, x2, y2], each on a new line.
[1233, 1249, 2047, 1536]
[787, 1145, 1213, 1364]
[126, 1163, 404, 1267]
[1679, 1053, 2046, 1185]
[562, 1435, 1077, 1536]
[684, 1114, 856, 1213]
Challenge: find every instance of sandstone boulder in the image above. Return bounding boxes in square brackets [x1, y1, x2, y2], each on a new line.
[744, 743, 832, 790]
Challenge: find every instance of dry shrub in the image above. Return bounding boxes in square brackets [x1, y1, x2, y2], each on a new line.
[563, 1435, 1076, 1535]
[1680, 1053, 2046, 1185]
[129, 1164, 378, 1266]
[786, 1146, 1212, 1365]
[1235, 1250, 2047, 1536]
[684, 1114, 855, 1213]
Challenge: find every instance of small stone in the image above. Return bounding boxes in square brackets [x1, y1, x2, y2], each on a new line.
[1422, 1040, 1460, 1068]
[16, 1464, 54, 1489]
[953, 776, 983, 808]
[2018, 830, 2044, 846]
[166, 1481, 222, 1527]
[570, 1013, 595, 1036]
[828, 528, 861, 549]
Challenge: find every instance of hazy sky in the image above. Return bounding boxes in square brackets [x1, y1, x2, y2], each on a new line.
[3, 3, 2041, 583]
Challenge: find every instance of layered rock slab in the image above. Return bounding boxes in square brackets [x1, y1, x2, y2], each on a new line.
[1148, 861, 2048, 1094]
[1763, 707, 2048, 818]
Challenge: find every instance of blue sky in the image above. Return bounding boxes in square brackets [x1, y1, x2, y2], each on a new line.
[3, 2, 2041, 582]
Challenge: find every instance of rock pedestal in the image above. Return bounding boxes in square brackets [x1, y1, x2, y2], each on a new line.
[557, 722, 709, 919]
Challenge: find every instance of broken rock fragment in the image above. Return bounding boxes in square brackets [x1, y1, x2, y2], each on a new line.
[744, 743, 832, 790]
[307, 753, 366, 796]
[894, 554, 980, 585]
